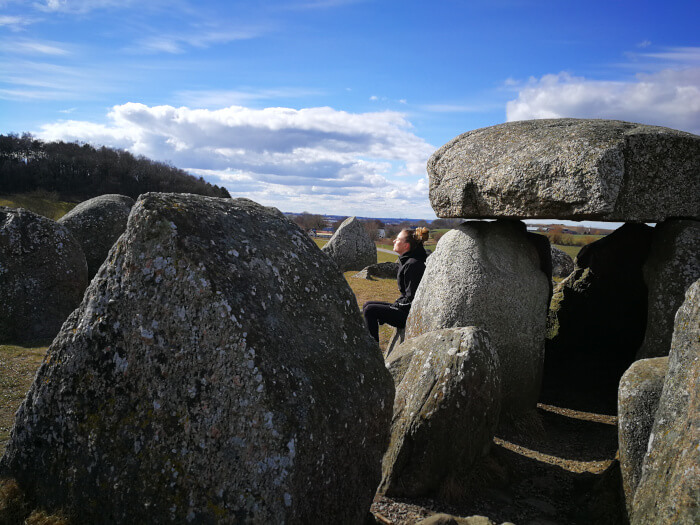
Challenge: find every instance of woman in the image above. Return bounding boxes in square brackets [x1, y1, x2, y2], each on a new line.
[362, 227, 429, 342]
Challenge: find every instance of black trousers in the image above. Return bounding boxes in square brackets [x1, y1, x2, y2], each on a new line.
[362, 301, 408, 342]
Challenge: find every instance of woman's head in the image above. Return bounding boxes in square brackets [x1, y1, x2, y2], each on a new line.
[393, 227, 429, 255]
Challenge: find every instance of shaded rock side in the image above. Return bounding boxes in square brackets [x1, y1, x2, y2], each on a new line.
[543, 223, 653, 412]
[322, 216, 377, 272]
[637, 219, 700, 359]
[632, 279, 700, 524]
[428, 118, 700, 222]
[617, 357, 668, 516]
[379, 327, 500, 498]
[0, 206, 88, 344]
[58, 194, 135, 279]
[0, 193, 394, 524]
[353, 261, 399, 280]
[551, 245, 574, 279]
[406, 220, 549, 414]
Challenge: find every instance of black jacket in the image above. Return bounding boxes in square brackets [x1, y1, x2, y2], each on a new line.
[394, 244, 428, 312]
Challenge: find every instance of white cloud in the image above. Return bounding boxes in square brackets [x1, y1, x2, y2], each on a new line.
[506, 68, 700, 134]
[132, 28, 263, 54]
[33, 0, 137, 14]
[37, 103, 437, 217]
[0, 15, 36, 30]
[10, 39, 71, 56]
[175, 87, 323, 108]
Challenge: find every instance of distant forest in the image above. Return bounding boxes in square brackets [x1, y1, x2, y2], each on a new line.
[0, 133, 230, 200]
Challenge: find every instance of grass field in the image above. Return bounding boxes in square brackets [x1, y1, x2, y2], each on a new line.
[0, 192, 77, 221]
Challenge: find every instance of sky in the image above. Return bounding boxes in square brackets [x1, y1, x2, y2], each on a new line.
[1, 0, 699, 221]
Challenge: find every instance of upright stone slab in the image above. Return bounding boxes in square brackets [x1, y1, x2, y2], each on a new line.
[551, 245, 574, 279]
[637, 219, 700, 359]
[406, 220, 549, 414]
[0, 193, 394, 524]
[428, 119, 699, 221]
[379, 327, 500, 497]
[321, 216, 377, 272]
[0, 206, 88, 344]
[58, 194, 135, 279]
[632, 279, 700, 524]
[544, 223, 653, 411]
[618, 357, 668, 516]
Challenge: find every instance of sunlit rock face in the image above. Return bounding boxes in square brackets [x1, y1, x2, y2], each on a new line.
[631, 279, 700, 524]
[322, 216, 377, 272]
[58, 194, 135, 279]
[406, 219, 549, 415]
[428, 119, 699, 222]
[0, 206, 88, 344]
[0, 193, 394, 524]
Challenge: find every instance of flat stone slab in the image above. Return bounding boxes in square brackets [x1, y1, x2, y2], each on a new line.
[428, 119, 700, 222]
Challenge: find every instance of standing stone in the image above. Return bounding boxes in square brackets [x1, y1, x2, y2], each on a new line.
[544, 223, 653, 411]
[617, 357, 668, 516]
[0, 206, 88, 344]
[406, 220, 549, 414]
[551, 245, 575, 279]
[379, 327, 500, 497]
[352, 261, 399, 280]
[428, 119, 700, 222]
[636, 219, 700, 359]
[0, 193, 394, 524]
[58, 194, 135, 279]
[321, 216, 377, 272]
[632, 279, 700, 524]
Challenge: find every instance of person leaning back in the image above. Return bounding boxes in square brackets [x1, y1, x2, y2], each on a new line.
[362, 227, 429, 342]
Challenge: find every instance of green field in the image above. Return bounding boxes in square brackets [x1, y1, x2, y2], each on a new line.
[0, 192, 77, 220]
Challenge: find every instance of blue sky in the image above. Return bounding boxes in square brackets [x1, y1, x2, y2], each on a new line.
[1, 0, 699, 220]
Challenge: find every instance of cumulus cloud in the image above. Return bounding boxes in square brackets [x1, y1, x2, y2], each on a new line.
[506, 68, 700, 134]
[37, 103, 437, 216]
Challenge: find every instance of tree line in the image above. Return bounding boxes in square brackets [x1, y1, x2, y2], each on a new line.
[0, 133, 230, 200]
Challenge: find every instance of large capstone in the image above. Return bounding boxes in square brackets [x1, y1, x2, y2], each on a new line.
[378, 327, 500, 498]
[58, 194, 135, 279]
[406, 220, 549, 414]
[0, 206, 88, 344]
[636, 219, 700, 359]
[617, 356, 668, 517]
[543, 223, 653, 412]
[0, 193, 394, 524]
[428, 119, 699, 222]
[631, 279, 700, 524]
[321, 216, 377, 272]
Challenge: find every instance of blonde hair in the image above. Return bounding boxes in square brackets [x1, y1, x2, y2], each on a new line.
[402, 227, 429, 250]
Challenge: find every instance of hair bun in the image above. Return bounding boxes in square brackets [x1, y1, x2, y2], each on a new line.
[414, 227, 430, 242]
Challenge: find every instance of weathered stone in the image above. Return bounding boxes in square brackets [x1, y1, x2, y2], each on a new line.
[58, 194, 135, 279]
[406, 220, 549, 414]
[417, 514, 496, 525]
[543, 223, 653, 412]
[618, 357, 668, 516]
[632, 279, 700, 524]
[428, 118, 700, 221]
[352, 261, 399, 280]
[322, 216, 377, 272]
[551, 246, 574, 279]
[0, 206, 88, 344]
[637, 219, 700, 359]
[379, 327, 501, 497]
[0, 193, 394, 524]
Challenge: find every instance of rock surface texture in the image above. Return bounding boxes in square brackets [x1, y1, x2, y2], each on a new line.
[352, 261, 399, 280]
[406, 220, 549, 414]
[379, 327, 500, 498]
[428, 119, 700, 221]
[617, 356, 668, 516]
[0, 193, 394, 524]
[0, 206, 88, 344]
[631, 279, 700, 524]
[321, 216, 377, 272]
[637, 219, 700, 359]
[550, 245, 574, 279]
[58, 194, 135, 279]
[543, 223, 653, 411]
